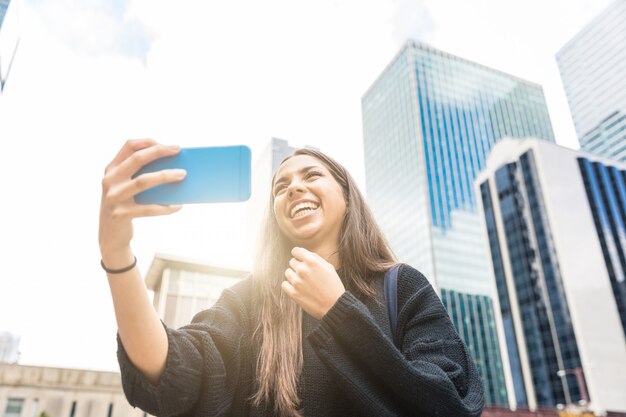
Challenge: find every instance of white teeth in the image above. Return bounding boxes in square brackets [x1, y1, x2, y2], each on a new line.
[290, 202, 319, 218]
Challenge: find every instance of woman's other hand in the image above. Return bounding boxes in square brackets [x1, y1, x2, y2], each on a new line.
[99, 139, 186, 267]
[282, 247, 346, 320]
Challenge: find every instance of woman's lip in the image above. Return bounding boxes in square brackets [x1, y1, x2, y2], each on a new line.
[288, 200, 320, 218]
[290, 206, 319, 222]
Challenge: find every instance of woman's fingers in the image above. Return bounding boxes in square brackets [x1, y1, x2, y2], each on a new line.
[106, 168, 187, 204]
[288, 257, 300, 272]
[282, 253, 345, 319]
[284, 267, 296, 285]
[112, 143, 181, 179]
[122, 203, 184, 218]
[106, 138, 158, 172]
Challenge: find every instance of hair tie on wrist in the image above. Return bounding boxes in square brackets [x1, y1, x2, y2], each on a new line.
[101, 256, 137, 274]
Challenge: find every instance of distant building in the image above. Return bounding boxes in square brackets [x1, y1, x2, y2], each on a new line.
[245, 137, 320, 266]
[245, 138, 296, 266]
[0, 363, 146, 417]
[0, 0, 19, 92]
[556, 0, 626, 162]
[145, 253, 250, 328]
[362, 40, 556, 408]
[0, 332, 20, 363]
[0, 0, 10, 24]
[475, 138, 626, 415]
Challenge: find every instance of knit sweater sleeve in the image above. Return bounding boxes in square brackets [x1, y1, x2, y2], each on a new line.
[116, 278, 252, 417]
[307, 264, 485, 417]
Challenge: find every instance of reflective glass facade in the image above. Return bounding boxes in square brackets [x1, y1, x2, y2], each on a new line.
[480, 181, 528, 405]
[556, 0, 626, 161]
[578, 157, 626, 337]
[480, 150, 587, 407]
[362, 41, 556, 407]
[580, 110, 626, 163]
[362, 41, 555, 293]
[441, 289, 508, 405]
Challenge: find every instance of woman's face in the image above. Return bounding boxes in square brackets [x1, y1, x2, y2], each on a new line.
[272, 154, 347, 251]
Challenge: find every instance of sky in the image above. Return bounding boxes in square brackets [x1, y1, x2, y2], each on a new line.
[0, 0, 614, 372]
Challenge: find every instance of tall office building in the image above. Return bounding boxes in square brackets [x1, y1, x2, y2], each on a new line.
[556, 0, 626, 162]
[362, 41, 556, 407]
[475, 138, 626, 415]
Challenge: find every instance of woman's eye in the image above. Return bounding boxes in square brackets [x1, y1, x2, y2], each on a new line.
[306, 171, 322, 180]
[274, 186, 286, 195]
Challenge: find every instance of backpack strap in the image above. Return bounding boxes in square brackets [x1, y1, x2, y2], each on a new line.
[383, 264, 401, 345]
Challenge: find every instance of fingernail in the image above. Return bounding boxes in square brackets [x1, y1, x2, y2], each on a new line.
[173, 169, 187, 177]
[168, 145, 180, 150]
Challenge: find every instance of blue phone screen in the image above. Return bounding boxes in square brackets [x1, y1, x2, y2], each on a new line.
[133, 145, 251, 205]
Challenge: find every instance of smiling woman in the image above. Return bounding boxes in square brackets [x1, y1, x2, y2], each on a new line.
[99, 140, 485, 417]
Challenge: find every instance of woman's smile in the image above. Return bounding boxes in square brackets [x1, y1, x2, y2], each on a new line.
[289, 200, 320, 219]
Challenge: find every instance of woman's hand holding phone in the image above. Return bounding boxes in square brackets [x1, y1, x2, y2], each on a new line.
[98, 139, 176, 384]
[98, 139, 186, 267]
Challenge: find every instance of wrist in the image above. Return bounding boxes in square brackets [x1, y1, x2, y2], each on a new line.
[100, 247, 135, 271]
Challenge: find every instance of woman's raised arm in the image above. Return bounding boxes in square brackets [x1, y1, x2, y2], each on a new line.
[99, 139, 186, 384]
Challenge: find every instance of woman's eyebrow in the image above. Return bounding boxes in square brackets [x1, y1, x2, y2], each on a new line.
[273, 165, 323, 187]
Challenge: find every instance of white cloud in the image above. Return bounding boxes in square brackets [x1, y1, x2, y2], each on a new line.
[31, 0, 153, 62]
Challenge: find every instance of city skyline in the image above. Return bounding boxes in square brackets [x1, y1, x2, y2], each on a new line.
[361, 40, 555, 408]
[0, 0, 614, 372]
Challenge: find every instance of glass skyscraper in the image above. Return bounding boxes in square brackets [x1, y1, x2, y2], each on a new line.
[556, 0, 626, 162]
[440, 289, 507, 405]
[361, 41, 556, 407]
[476, 138, 626, 415]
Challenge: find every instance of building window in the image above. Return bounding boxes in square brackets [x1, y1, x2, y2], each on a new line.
[29, 399, 39, 417]
[4, 398, 24, 417]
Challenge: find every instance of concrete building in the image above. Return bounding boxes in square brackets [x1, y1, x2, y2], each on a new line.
[475, 138, 626, 415]
[556, 0, 626, 162]
[145, 253, 250, 328]
[361, 40, 556, 407]
[0, 363, 146, 417]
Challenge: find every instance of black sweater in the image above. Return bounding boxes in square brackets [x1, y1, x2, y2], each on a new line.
[117, 264, 485, 417]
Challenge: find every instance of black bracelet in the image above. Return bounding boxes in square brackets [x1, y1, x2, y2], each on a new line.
[101, 256, 137, 274]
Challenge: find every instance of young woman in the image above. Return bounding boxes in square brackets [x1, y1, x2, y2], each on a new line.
[99, 139, 484, 417]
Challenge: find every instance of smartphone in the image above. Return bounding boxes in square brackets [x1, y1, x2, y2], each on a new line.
[133, 145, 251, 205]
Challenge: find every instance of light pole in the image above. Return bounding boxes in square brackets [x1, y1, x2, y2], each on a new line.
[557, 367, 589, 408]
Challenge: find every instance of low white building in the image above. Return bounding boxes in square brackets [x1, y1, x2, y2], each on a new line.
[0, 363, 147, 417]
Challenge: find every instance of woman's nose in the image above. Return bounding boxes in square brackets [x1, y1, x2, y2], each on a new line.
[287, 180, 305, 197]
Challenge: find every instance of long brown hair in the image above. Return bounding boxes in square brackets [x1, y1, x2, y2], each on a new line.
[251, 148, 396, 416]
